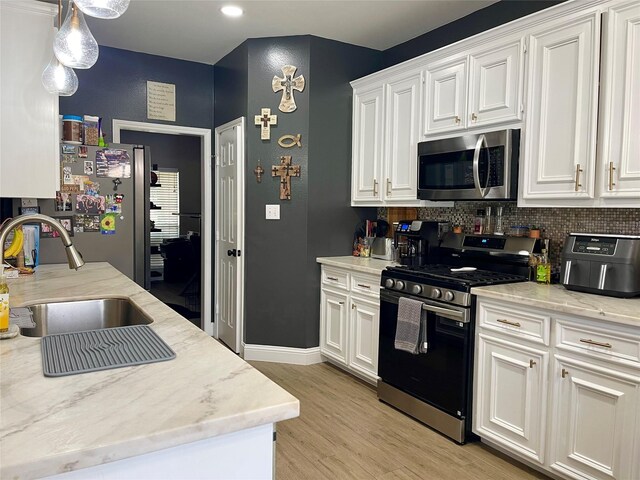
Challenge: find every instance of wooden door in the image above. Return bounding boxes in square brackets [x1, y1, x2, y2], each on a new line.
[348, 295, 379, 380]
[384, 70, 423, 204]
[521, 13, 600, 202]
[598, 1, 640, 202]
[215, 118, 245, 353]
[424, 57, 467, 136]
[320, 288, 349, 365]
[474, 334, 548, 464]
[468, 40, 523, 128]
[550, 355, 640, 480]
[351, 85, 384, 205]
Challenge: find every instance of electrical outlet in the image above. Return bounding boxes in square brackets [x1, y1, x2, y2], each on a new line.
[265, 204, 280, 220]
[21, 198, 38, 207]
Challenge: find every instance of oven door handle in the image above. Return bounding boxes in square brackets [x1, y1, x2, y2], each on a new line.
[472, 134, 488, 198]
[381, 291, 469, 323]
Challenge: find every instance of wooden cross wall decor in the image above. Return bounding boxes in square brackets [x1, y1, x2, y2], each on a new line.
[254, 108, 277, 140]
[272, 65, 305, 113]
[272, 156, 301, 200]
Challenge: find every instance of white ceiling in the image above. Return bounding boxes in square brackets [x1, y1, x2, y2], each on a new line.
[77, 0, 499, 65]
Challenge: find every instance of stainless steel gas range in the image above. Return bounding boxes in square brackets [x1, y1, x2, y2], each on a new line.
[377, 233, 538, 444]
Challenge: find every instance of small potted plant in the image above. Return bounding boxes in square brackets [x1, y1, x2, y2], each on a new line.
[529, 226, 541, 238]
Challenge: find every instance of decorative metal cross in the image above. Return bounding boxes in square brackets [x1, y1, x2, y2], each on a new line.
[272, 65, 305, 113]
[272, 156, 301, 200]
[254, 108, 277, 140]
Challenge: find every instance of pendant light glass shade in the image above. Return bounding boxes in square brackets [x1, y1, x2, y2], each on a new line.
[75, 0, 130, 19]
[42, 55, 79, 96]
[54, 1, 99, 69]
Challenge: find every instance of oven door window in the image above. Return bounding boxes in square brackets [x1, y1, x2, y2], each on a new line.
[418, 146, 504, 190]
[378, 297, 472, 418]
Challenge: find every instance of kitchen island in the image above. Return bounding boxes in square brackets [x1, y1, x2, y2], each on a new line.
[0, 263, 299, 480]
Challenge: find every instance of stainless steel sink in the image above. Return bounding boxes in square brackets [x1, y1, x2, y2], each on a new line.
[20, 298, 153, 337]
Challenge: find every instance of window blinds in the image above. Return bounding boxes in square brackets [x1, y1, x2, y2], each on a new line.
[150, 170, 180, 271]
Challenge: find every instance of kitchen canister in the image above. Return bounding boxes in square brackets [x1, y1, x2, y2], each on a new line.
[62, 115, 83, 145]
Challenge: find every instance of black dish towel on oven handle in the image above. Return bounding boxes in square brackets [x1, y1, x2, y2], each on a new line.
[395, 297, 425, 354]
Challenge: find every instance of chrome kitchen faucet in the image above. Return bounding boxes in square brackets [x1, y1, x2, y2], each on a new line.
[0, 214, 84, 270]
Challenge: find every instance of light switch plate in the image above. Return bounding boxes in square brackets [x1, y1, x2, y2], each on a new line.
[265, 204, 280, 220]
[21, 198, 38, 207]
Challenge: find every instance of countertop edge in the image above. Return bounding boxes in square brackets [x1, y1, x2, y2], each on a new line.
[316, 256, 397, 275]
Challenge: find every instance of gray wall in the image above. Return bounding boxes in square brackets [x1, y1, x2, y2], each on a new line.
[383, 0, 566, 67]
[215, 35, 380, 348]
[120, 131, 202, 235]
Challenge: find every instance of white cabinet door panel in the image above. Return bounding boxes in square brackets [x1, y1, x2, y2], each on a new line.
[469, 40, 523, 128]
[551, 355, 640, 480]
[522, 13, 600, 200]
[385, 72, 422, 203]
[475, 334, 548, 464]
[424, 58, 467, 135]
[352, 86, 384, 204]
[349, 295, 379, 378]
[598, 1, 640, 200]
[320, 289, 349, 365]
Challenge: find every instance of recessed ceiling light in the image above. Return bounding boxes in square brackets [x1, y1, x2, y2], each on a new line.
[221, 5, 243, 17]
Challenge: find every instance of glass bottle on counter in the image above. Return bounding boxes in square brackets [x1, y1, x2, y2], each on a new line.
[484, 206, 493, 235]
[0, 270, 9, 332]
[474, 209, 485, 234]
[494, 206, 505, 235]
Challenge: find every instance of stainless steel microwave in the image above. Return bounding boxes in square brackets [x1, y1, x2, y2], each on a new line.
[417, 129, 520, 201]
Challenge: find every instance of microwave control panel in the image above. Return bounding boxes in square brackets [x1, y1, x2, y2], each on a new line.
[572, 236, 617, 256]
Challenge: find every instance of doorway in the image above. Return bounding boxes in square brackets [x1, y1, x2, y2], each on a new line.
[215, 118, 245, 353]
[113, 120, 213, 336]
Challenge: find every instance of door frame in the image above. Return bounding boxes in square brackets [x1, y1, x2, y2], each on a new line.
[113, 119, 214, 336]
[214, 117, 245, 353]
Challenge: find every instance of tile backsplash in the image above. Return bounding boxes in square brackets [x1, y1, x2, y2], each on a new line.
[378, 203, 640, 274]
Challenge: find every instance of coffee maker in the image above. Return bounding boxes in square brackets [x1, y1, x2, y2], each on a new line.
[394, 220, 450, 266]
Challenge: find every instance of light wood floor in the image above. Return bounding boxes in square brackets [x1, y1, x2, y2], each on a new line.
[250, 361, 549, 480]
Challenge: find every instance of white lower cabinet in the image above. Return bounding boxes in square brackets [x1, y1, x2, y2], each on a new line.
[474, 298, 640, 480]
[475, 333, 548, 464]
[319, 265, 381, 383]
[550, 356, 640, 480]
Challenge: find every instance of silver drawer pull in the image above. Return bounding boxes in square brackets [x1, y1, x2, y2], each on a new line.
[327, 276, 339, 281]
[357, 283, 371, 289]
[580, 338, 612, 349]
[497, 318, 521, 328]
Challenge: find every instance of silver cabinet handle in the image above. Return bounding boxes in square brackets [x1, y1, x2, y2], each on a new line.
[497, 318, 521, 328]
[357, 283, 371, 289]
[609, 162, 616, 191]
[580, 338, 612, 349]
[327, 276, 338, 281]
[386, 178, 391, 196]
[471, 112, 478, 122]
[373, 179, 378, 196]
[529, 359, 536, 368]
[575, 163, 583, 192]
[562, 368, 569, 378]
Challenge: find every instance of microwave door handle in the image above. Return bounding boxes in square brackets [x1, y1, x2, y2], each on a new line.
[472, 134, 488, 198]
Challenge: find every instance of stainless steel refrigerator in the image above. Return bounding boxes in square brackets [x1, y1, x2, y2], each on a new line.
[34, 144, 151, 289]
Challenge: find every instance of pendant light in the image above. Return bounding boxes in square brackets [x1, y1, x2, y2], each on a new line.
[75, 0, 130, 19]
[54, 0, 99, 69]
[42, 0, 79, 96]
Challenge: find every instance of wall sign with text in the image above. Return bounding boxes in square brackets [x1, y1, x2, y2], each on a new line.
[147, 81, 176, 122]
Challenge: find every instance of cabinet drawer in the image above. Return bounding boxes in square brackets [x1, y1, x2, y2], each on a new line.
[322, 267, 349, 291]
[350, 272, 380, 297]
[478, 300, 551, 346]
[555, 318, 640, 366]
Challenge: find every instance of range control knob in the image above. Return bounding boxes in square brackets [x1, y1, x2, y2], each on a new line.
[384, 279, 395, 289]
[395, 280, 405, 290]
[411, 284, 423, 295]
[432, 288, 442, 299]
[444, 291, 455, 302]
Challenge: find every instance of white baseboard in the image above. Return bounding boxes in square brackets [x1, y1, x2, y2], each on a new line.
[242, 344, 323, 365]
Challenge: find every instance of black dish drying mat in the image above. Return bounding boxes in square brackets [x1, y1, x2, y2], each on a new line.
[41, 325, 175, 377]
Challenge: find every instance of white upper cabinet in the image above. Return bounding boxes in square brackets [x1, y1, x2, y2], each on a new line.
[423, 40, 523, 137]
[468, 40, 524, 129]
[351, 85, 384, 204]
[424, 58, 468, 135]
[384, 71, 423, 203]
[521, 12, 601, 203]
[0, 1, 59, 199]
[596, 1, 640, 203]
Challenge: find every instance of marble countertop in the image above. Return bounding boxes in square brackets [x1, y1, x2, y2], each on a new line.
[471, 282, 640, 328]
[0, 263, 299, 480]
[316, 256, 398, 275]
